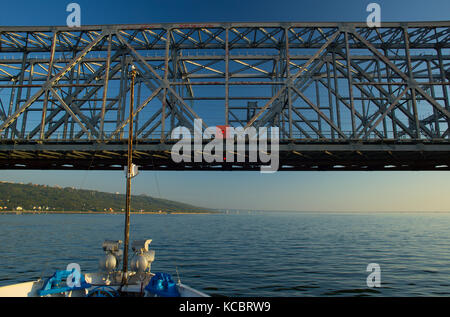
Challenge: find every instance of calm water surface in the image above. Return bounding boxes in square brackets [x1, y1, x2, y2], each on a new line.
[1, 212, 450, 296]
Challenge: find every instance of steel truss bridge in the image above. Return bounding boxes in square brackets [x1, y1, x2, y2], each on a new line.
[0, 22, 449, 171]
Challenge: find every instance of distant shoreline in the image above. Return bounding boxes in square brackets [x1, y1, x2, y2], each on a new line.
[0, 210, 217, 215]
[0, 181, 212, 215]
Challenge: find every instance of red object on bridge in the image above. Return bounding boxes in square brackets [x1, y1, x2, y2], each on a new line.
[216, 125, 230, 139]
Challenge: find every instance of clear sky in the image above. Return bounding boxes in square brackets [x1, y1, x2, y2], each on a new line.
[1, 0, 450, 212]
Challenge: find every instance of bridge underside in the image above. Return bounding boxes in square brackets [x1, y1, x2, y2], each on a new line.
[0, 22, 449, 171]
[2, 141, 450, 171]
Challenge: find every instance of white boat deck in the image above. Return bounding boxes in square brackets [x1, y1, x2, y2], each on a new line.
[0, 271, 209, 297]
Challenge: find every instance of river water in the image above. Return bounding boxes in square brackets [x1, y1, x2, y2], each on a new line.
[1, 212, 449, 296]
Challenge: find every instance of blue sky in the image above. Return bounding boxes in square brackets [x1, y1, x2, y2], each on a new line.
[1, 0, 450, 212]
[2, 0, 450, 25]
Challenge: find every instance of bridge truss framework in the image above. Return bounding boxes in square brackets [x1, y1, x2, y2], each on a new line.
[0, 21, 449, 171]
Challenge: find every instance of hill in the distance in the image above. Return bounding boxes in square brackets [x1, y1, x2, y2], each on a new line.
[0, 181, 213, 213]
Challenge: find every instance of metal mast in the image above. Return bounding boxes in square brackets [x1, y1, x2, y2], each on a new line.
[121, 65, 137, 286]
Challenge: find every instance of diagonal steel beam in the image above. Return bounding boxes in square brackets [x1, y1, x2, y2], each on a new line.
[352, 30, 450, 122]
[291, 85, 347, 138]
[38, 54, 124, 139]
[361, 87, 409, 139]
[107, 87, 162, 140]
[0, 31, 106, 133]
[290, 31, 340, 80]
[244, 86, 286, 129]
[115, 31, 207, 129]
[49, 87, 94, 138]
